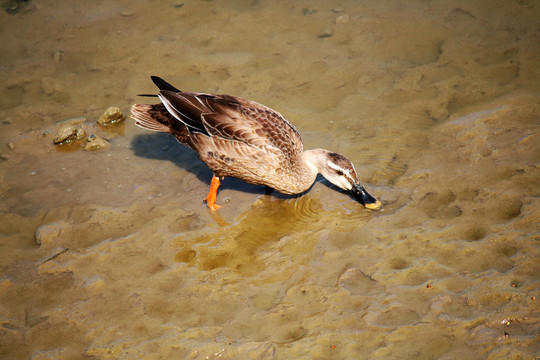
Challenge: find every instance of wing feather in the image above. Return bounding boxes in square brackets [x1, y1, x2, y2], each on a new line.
[148, 77, 304, 160]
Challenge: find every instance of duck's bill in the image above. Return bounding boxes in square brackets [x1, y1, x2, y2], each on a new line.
[351, 183, 381, 210]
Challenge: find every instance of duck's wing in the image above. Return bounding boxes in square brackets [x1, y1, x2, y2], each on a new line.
[157, 87, 303, 158]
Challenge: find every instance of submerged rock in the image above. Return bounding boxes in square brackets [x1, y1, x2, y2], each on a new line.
[97, 106, 125, 126]
[85, 135, 110, 151]
[318, 28, 333, 38]
[53, 124, 78, 144]
[53, 117, 88, 145]
[76, 127, 87, 140]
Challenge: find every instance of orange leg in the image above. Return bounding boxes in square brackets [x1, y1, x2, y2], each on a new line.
[204, 176, 222, 211]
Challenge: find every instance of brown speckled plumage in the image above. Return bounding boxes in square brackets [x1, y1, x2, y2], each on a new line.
[131, 76, 381, 209]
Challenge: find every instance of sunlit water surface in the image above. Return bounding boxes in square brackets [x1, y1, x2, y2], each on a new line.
[0, 1, 538, 359]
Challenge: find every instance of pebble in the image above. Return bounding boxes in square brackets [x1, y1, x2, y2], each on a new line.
[120, 11, 134, 17]
[52, 118, 89, 146]
[85, 135, 110, 151]
[332, 7, 344, 13]
[53, 124, 77, 144]
[76, 127, 87, 140]
[53, 50, 64, 62]
[335, 14, 349, 24]
[97, 106, 125, 126]
[318, 28, 334, 38]
[6, 142, 15, 150]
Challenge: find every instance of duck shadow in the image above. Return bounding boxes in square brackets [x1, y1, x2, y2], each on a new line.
[131, 133, 269, 195]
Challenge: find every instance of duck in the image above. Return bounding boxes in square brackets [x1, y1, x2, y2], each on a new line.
[131, 76, 381, 211]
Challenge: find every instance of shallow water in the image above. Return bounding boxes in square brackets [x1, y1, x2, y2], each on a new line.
[0, 0, 539, 359]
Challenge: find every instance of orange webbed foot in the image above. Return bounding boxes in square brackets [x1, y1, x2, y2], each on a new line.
[204, 176, 222, 211]
[206, 203, 222, 211]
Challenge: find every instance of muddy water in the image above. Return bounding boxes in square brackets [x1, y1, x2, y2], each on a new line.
[1, 1, 539, 359]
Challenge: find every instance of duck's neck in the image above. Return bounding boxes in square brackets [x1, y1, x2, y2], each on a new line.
[301, 148, 327, 172]
[292, 149, 327, 192]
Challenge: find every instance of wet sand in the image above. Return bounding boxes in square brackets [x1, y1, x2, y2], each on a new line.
[0, 0, 539, 359]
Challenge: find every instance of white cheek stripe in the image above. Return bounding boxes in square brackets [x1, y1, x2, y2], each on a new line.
[327, 161, 343, 172]
[327, 161, 355, 183]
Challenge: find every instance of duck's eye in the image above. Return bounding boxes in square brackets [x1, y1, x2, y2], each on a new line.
[335, 170, 344, 176]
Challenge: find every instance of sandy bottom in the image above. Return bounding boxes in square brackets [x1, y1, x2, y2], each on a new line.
[0, 0, 539, 359]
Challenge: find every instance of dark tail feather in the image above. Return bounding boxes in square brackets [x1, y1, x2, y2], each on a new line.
[151, 76, 181, 92]
[137, 94, 159, 97]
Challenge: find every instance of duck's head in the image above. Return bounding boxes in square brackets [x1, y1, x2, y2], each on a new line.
[309, 150, 381, 210]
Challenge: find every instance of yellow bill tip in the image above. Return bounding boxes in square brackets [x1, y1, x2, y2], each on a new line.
[364, 200, 381, 210]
